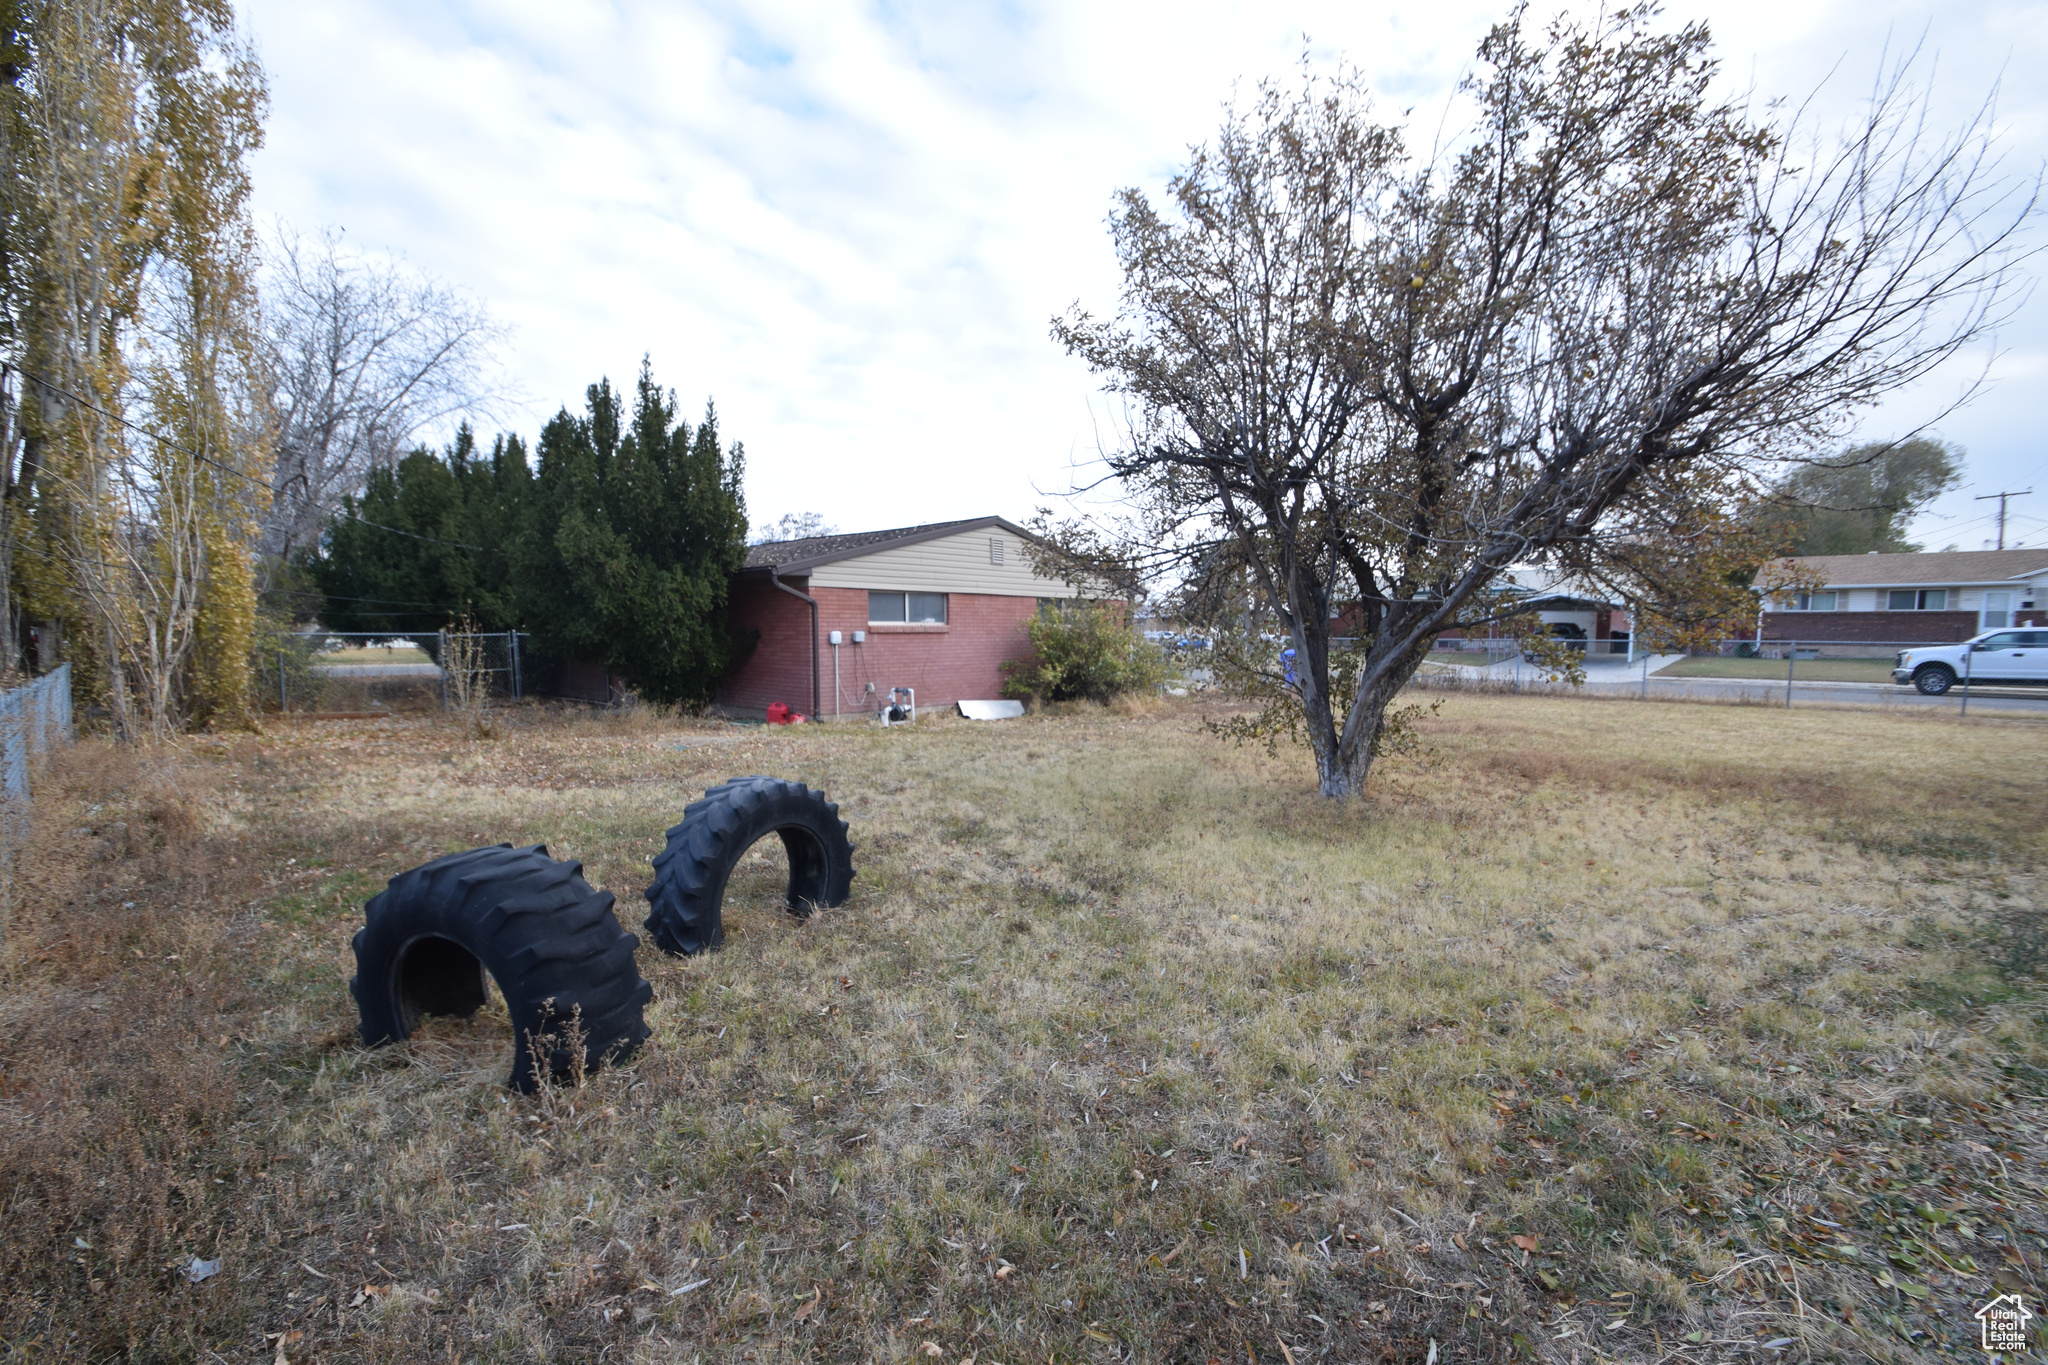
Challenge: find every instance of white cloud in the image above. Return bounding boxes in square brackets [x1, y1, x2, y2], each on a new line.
[241, 0, 2047, 540]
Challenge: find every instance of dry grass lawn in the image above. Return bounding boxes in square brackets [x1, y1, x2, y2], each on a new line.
[1656, 658, 1901, 685]
[1, 693, 2043, 1364]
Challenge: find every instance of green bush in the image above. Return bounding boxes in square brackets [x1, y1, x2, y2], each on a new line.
[1001, 603, 1167, 703]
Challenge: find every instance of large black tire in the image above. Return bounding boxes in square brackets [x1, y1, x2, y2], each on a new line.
[643, 776, 855, 956]
[350, 844, 653, 1092]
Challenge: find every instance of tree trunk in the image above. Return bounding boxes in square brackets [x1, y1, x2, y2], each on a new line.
[1311, 647, 1430, 798]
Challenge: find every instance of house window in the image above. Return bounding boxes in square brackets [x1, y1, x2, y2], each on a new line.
[869, 591, 946, 624]
[1782, 591, 1837, 611]
[1887, 589, 1947, 611]
[1982, 590, 2012, 629]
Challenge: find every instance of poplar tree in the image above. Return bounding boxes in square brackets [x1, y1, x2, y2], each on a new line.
[1, 0, 268, 735]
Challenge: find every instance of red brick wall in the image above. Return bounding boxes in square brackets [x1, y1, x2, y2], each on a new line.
[716, 578, 1040, 718]
[1758, 610, 1978, 644]
[718, 574, 818, 715]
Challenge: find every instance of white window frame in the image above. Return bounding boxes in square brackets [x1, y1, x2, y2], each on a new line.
[868, 590, 947, 625]
[1887, 589, 1948, 611]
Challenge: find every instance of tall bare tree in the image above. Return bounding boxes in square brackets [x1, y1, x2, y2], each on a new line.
[259, 227, 502, 580]
[1054, 9, 2032, 797]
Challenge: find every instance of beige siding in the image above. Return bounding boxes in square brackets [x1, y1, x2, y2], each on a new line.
[809, 528, 1087, 598]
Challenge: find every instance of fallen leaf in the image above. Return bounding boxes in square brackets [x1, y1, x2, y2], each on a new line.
[921, 1342, 944, 1357]
[1511, 1235, 1540, 1253]
[1453, 1233, 1469, 1251]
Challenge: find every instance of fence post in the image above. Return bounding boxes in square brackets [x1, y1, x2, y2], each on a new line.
[1960, 641, 1972, 719]
[439, 630, 449, 711]
[279, 649, 288, 714]
[1641, 653, 1649, 700]
[1786, 642, 1795, 709]
[510, 631, 522, 700]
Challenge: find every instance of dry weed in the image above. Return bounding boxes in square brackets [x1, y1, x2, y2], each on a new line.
[0, 696, 2041, 1363]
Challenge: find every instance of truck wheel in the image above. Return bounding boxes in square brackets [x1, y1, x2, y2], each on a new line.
[350, 844, 653, 1092]
[1913, 664, 1955, 695]
[643, 777, 855, 956]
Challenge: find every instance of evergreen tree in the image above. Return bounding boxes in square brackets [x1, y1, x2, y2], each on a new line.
[310, 424, 524, 638]
[309, 361, 749, 707]
[516, 360, 748, 706]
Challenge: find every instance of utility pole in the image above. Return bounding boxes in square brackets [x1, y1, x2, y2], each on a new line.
[1975, 488, 2032, 550]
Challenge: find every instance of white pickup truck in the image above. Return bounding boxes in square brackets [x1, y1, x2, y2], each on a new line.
[1893, 629, 2048, 694]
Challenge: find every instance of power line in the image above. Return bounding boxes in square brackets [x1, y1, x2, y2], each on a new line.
[329, 514, 484, 552]
[13, 368, 485, 552]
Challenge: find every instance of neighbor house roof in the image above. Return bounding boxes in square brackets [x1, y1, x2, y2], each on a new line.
[1780, 548, 2048, 589]
[742, 516, 1037, 576]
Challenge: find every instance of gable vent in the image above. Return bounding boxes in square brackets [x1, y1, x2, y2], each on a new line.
[989, 537, 1004, 565]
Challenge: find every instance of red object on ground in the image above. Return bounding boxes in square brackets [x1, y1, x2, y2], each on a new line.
[766, 702, 791, 724]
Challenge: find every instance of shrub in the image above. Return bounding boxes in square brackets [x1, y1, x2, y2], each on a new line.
[1002, 603, 1167, 703]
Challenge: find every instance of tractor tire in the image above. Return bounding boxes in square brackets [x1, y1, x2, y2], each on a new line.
[643, 776, 855, 956]
[349, 844, 653, 1092]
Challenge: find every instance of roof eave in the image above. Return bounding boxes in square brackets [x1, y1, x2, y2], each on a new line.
[747, 515, 1038, 576]
[1807, 578, 2040, 590]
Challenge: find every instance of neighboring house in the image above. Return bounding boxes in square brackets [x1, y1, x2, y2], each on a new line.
[1431, 568, 1634, 653]
[715, 516, 1088, 720]
[1763, 549, 2048, 642]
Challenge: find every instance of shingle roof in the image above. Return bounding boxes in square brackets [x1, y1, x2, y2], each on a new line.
[742, 516, 1029, 574]
[1785, 548, 2048, 587]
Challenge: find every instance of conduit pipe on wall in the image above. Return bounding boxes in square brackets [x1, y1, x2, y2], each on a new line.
[769, 567, 820, 719]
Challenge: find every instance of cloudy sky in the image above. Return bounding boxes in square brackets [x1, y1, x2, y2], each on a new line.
[241, 0, 2047, 550]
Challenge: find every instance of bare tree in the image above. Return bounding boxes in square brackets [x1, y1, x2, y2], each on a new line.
[260, 226, 503, 577]
[749, 511, 837, 545]
[1054, 10, 2033, 797]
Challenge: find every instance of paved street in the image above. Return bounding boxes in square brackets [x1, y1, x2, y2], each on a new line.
[1427, 656, 2048, 715]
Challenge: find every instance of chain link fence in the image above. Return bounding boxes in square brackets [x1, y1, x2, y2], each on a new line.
[259, 632, 628, 714]
[2, 663, 74, 892]
[1412, 637, 2045, 711]
[261, 632, 530, 716]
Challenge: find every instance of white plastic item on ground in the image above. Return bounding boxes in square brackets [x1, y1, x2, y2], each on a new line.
[955, 699, 1025, 721]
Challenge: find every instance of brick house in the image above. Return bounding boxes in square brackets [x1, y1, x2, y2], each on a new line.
[1761, 548, 2048, 642]
[714, 516, 1088, 720]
